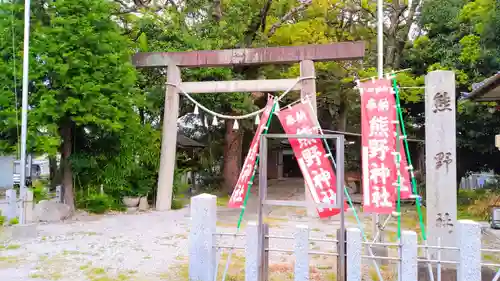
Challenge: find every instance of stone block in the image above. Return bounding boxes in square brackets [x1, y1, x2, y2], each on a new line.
[33, 200, 71, 222]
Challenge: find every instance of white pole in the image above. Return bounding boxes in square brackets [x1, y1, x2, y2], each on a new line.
[377, 0, 384, 79]
[19, 0, 32, 225]
[373, 0, 384, 242]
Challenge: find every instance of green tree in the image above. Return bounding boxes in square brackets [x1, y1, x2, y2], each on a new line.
[115, 0, 325, 192]
[0, 0, 139, 210]
[405, 0, 500, 179]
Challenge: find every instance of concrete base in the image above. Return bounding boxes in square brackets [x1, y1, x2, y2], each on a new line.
[126, 207, 138, 214]
[0, 223, 38, 240]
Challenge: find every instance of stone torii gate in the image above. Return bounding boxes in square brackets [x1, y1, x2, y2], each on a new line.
[132, 42, 365, 211]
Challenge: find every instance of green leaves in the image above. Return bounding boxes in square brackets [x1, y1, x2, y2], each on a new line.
[408, 0, 500, 176]
[0, 0, 158, 198]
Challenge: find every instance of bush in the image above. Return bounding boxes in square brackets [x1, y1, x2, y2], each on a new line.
[171, 198, 185, 210]
[79, 193, 115, 214]
[0, 211, 5, 226]
[8, 217, 19, 225]
[31, 180, 50, 203]
[467, 192, 500, 221]
[457, 189, 488, 206]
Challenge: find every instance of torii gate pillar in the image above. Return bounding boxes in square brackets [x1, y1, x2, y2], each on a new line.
[300, 60, 318, 216]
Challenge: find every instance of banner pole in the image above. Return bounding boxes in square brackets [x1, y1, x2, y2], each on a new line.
[220, 99, 277, 281]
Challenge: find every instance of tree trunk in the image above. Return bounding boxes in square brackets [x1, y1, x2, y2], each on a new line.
[337, 97, 348, 132]
[223, 119, 243, 194]
[60, 121, 75, 211]
[49, 156, 60, 188]
[386, 3, 400, 68]
[416, 143, 425, 184]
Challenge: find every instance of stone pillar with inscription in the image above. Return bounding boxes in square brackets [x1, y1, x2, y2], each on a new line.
[425, 70, 457, 260]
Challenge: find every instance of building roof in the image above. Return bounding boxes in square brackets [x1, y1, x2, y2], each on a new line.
[468, 72, 500, 101]
[177, 133, 205, 148]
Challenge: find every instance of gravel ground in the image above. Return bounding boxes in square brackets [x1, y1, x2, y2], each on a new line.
[1, 205, 497, 281]
[0, 206, 358, 281]
[0, 179, 498, 281]
[0, 209, 193, 281]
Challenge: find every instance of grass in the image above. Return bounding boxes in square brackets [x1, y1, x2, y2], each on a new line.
[263, 216, 288, 227]
[81, 265, 139, 281]
[29, 252, 135, 281]
[216, 216, 287, 229]
[171, 260, 338, 281]
[482, 253, 500, 263]
[0, 255, 20, 268]
[172, 197, 189, 210]
[174, 233, 188, 239]
[88, 267, 106, 275]
[175, 255, 187, 261]
[367, 265, 397, 281]
[0, 243, 20, 250]
[167, 263, 189, 280]
[28, 254, 71, 279]
[458, 206, 484, 221]
[62, 250, 82, 255]
[28, 272, 63, 280]
[458, 189, 500, 221]
[216, 221, 247, 228]
[217, 195, 231, 207]
[79, 263, 91, 271]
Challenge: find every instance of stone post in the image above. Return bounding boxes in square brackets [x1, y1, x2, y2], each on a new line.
[5, 189, 17, 220]
[346, 228, 362, 281]
[425, 70, 457, 260]
[457, 220, 481, 281]
[188, 194, 216, 281]
[337, 229, 347, 281]
[56, 185, 62, 203]
[400, 230, 418, 281]
[246, 222, 259, 281]
[25, 190, 34, 223]
[294, 225, 309, 281]
[156, 64, 181, 211]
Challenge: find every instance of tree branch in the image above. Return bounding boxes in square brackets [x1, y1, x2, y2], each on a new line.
[166, 0, 178, 10]
[243, 0, 273, 47]
[351, 0, 376, 21]
[112, 0, 173, 15]
[267, 0, 312, 38]
[212, 0, 222, 22]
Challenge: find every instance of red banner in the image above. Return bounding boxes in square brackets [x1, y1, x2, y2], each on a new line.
[360, 78, 399, 214]
[276, 102, 344, 218]
[228, 97, 274, 208]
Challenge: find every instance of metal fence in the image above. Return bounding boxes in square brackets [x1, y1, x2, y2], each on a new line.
[188, 193, 500, 281]
[459, 173, 500, 190]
